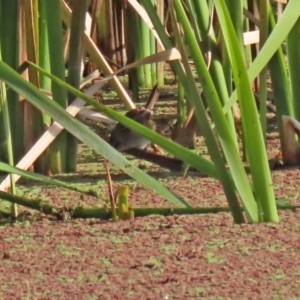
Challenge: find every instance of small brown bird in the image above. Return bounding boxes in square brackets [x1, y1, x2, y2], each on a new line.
[109, 85, 159, 151]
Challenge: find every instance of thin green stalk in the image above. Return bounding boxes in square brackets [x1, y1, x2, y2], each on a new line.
[185, 1, 202, 43]
[0, 0, 23, 162]
[243, 0, 253, 69]
[0, 1, 18, 217]
[0, 0, 20, 217]
[140, 8, 152, 87]
[44, 0, 68, 173]
[0, 74, 18, 217]
[223, 0, 245, 153]
[156, 0, 164, 85]
[127, 4, 142, 96]
[286, 18, 300, 121]
[225, 0, 244, 48]
[193, 0, 238, 150]
[149, 0, 157, 86]
[23, 0, 46, 173]
[38, 0, 51, 127]
[66, 0, 88, 172]
[267, 7, 293, 149]
[124, 4, 138, 100]
[133, 8, 145, 88]
[258, 0, 270, 142]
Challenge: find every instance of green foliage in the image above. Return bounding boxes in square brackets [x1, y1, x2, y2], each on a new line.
[1, 1, 300, 223]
